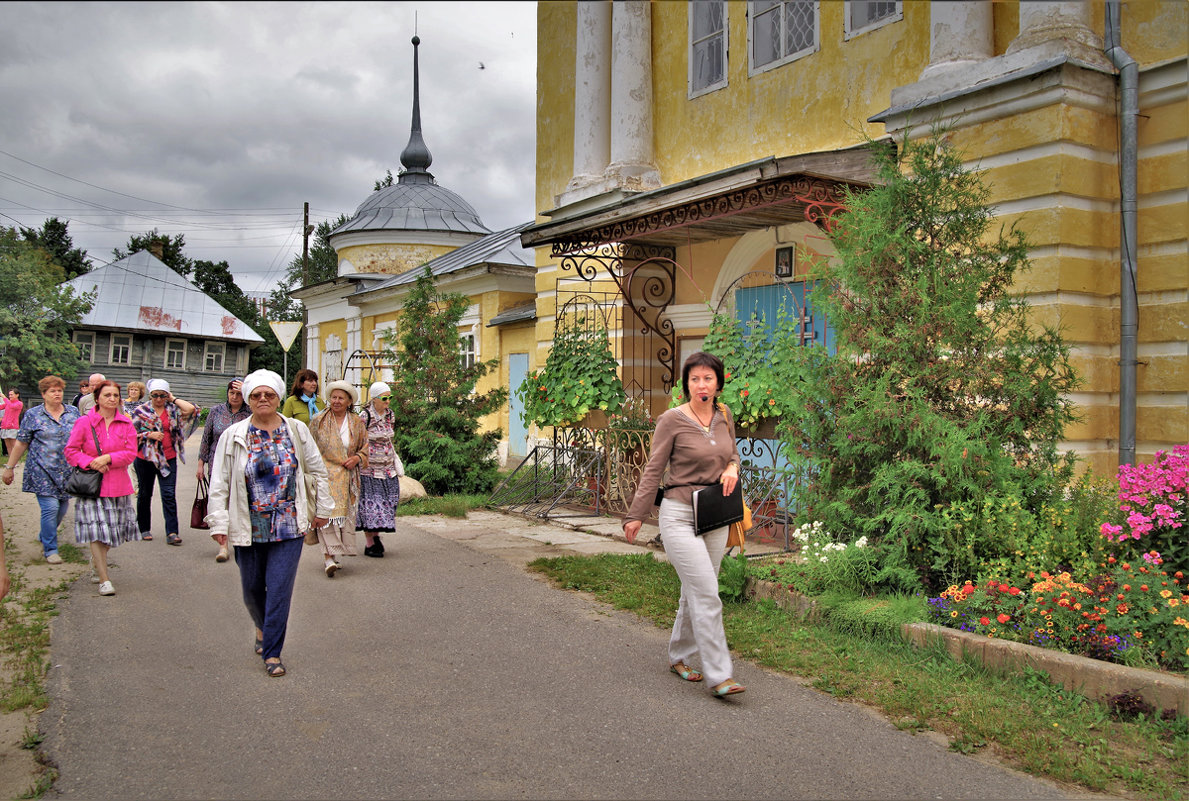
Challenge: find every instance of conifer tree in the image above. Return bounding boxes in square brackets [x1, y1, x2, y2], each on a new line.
[787, 132, 1080, 589]
[385, 266, 507, 495]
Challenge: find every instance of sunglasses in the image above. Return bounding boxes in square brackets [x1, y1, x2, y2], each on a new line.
[149, 392, 169, 399]
[375, 395, 391, 402]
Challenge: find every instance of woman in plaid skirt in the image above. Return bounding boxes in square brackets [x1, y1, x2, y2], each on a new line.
[64, 380, 140, 596]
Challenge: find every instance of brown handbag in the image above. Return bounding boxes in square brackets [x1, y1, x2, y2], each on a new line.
[190, 477, 210, 529]
[726, 499, 751, 551]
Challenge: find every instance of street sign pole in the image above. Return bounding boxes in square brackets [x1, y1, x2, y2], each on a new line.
[268, 321, 304, 387]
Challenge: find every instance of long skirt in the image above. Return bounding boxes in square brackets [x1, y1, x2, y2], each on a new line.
[317, 518, 358, 557]
[356, 475, 400, 532]
[74, 495, 141, 547]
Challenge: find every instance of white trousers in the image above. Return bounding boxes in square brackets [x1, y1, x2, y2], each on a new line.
[658, 499, 733, 686]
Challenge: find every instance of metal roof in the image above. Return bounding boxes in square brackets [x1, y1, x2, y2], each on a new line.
[66, 251, 266, 343]
[330, 180, 490, 237]
[486, 301, 536, 327]
[352, 222, 535, 297]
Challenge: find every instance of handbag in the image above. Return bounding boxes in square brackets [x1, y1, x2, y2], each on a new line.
[65, 426, 105, 499]
[726, 499, 752, 550]
[692, 481, 745, 536]
[190, 477, 210, 529]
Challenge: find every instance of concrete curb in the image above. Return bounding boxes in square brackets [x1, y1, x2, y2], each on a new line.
[747, 576, 1189, 717]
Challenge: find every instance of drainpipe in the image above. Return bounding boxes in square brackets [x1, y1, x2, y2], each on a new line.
[1104, 2, 1138, 467]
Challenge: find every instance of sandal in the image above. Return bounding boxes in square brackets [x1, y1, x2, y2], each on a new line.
[166, 533, 182, 546]
[711, 679, 746, 697]
[670, 661, 703, 682]
[254, 635, 263, 656]
[264, 660, 286, 678]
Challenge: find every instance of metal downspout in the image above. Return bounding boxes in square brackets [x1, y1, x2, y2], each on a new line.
[1105, 2, 1139, 467]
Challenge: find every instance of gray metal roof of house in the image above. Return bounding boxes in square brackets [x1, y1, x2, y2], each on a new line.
[330, 180, 490, 237]
[486, 301, 537, 327]
[66, 250, 265, 343]
[353, 222, 535, 296]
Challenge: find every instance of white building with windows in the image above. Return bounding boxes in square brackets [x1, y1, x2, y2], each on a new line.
[65, 249, 265, 408]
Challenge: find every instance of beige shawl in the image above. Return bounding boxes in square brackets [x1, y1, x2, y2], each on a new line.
[308, 409, 369, 523]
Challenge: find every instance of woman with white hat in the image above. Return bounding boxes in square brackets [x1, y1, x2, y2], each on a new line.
[129, 378, 199, 546]
[357, 381, 403, 558]
[206, 369, 331, 677]
[308, 380, 368, 577]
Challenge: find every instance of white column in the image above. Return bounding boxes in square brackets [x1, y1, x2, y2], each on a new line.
[568, 1, 611, 189]
[919, 1, 992, 82]
[1008, 1, 1099, 56]
[305, 323, 320, 372]
[346, 314, 362, 387]
[605, 0, 660, 190]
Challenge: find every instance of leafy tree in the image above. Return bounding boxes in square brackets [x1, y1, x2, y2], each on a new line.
[191, 259, 284, 375]
[0, 227, 95, 387]
[20, 217, 91, 278]
[785, 132, 1080, 592]
[113, 229, 192, 277]
[374, 170, 395, 191]
[384, 265, 507, 495]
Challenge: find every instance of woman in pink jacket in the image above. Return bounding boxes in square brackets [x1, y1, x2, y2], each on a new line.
[64, 380, 140, 597]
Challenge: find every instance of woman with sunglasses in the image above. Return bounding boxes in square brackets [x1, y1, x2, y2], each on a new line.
[130, 379, 199, 546]
[357, 382, 403, 558]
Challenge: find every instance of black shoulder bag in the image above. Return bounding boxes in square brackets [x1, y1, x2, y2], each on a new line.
[65, 426, 105, 499]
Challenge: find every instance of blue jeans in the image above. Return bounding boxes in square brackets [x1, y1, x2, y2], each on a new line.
[135, 457, 178, 536]
[36, 494, 70, 556]
[234, 537, 304, 661]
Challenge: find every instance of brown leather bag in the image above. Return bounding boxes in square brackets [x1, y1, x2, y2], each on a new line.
[190, 478, 210, 529]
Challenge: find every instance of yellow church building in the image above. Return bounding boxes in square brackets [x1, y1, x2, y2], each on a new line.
[522, 0, 1187, 478]
[293, 35, 538, 464]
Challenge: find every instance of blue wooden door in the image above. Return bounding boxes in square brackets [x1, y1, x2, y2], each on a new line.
[508, 353, 529, 460]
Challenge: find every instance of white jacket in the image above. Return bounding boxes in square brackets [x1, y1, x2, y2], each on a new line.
[206, 416, 333, 547]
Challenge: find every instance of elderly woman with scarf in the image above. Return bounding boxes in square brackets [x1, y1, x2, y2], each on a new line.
[308, 380, 367, 578]
[357, 382, 404, 558]
[130, 378, 199, 546]
[206, 369, 331, 677]
[281, 369, 324, 424]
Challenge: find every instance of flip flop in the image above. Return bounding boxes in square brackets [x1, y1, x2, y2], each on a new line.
[711, 679, 746, 697]
[670, 661, 703, 682]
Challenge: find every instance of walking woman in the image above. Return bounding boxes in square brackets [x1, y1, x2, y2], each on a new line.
[2, 376, 82, 563]
[64, 380, 140, 596]
[206, 370, 331, 677]
[623, 352, 746, 698]
[123, 381, 147, 418]
[280, 369, 324, 424]
[308, 380, 367, 577]
[130, 379, 199, 545]
[197, 378, 249, 562]
[0, 387, 24, 457]
[357, 382, 403, 558]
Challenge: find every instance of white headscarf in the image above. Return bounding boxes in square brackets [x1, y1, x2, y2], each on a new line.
[241, 369, 285, 400]
[146, 378, 170, 395]
[368, 382, 391, 401]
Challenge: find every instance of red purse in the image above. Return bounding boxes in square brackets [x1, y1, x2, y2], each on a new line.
[190, 477, 210, 529]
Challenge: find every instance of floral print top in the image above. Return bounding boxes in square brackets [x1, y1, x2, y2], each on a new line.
[15, 403, 82, 497]
[359, 403, 400, 479]
[244, 423, 301, 543]
[198, 402, 251, 464]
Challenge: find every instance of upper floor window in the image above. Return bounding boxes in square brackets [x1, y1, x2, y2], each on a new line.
[749, 0, 819, 75]
[689, 0, 727, 98]
[844, 1, 901, 40]
[459, 333, 476, 370]
[204, 341, 226, 373]
[73, 331, 94, 363]
[165, 338, 186, 370]
[110, 334, 132, 365]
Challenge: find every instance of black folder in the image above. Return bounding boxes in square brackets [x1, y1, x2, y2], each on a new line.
[691, 481, 744, 536]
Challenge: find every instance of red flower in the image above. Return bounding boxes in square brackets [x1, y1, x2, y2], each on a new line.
[962, 585, 976, 596]
[979, 617, 990, 626]
[1009, 587, 1021, 596]
[998, 584, 1010, 593]
[741, 390, 749, 397]
[1140, 585, 1149, 592]
[996, 613, 1010, 624]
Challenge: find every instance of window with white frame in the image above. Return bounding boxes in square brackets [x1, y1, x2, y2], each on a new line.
[164, 338, 186, 370]
[749, 0, 819, 75]
[459, 333, 476, 370]
[73, 331, 95, 362]
[689, 0, 727, 97]
[204, 341, 226, 373]
[109, 333, 132, 365]
[844, 0, 900, 40]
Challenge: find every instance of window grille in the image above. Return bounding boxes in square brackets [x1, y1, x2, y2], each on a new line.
[750, 0, 818, 74]
[690, 0, 727, 96]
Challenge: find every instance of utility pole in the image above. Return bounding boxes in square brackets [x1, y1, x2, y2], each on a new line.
[301, 201, 313, 374]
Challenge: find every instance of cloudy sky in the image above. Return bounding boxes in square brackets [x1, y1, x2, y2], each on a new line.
[0, 1, 538, 293]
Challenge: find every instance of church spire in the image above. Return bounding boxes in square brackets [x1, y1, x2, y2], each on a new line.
[399, 34, 435, 185]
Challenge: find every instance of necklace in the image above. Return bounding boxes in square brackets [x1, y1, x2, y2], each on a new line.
[687, 404, 716, 445]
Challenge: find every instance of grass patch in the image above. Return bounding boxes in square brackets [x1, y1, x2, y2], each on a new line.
[529, 553, 1189, 801]
[396, 494, 490, 519]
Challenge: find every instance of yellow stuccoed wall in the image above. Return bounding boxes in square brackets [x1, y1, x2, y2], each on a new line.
[533, 1, 1187, 476]
[337, 242, 456, 276]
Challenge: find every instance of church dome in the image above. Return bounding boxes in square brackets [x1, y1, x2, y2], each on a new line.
[333, 180, 489, 236]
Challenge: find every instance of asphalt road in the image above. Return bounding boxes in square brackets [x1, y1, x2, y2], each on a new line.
[39, 442, 1101, 800]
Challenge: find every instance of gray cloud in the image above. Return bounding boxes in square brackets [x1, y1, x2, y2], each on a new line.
[0, 0, 538, 290]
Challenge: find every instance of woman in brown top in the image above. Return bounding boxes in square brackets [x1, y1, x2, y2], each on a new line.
[623, 352, 745, 697]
